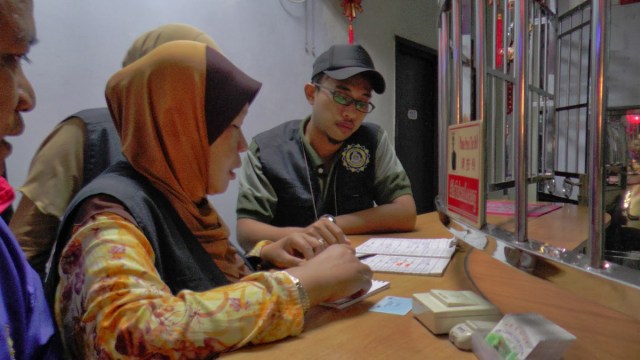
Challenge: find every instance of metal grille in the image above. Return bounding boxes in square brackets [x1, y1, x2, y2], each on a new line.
[543, 1, 592, 202]
[480, 1, 558, 193]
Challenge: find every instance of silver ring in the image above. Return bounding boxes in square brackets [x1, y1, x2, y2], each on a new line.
[321, 214, 336, 225]
[317, 238, 326, 246]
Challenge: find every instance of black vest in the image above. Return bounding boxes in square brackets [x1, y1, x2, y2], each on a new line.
[64, 108, 124, 187]
[45, 161, 230, 304]
[2, 107, 117, 224]
[255, 120, 379, 227]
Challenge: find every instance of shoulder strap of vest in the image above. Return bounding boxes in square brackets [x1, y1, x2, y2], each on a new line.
[67, 107, 112, 125]
[65, 107, 124, 186]
[254, 119, 301, 145]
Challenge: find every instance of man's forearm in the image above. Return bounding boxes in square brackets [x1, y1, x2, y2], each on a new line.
[335, 195, 417, 235]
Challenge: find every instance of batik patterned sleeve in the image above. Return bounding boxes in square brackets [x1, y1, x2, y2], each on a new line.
[55, 212, 304, 359]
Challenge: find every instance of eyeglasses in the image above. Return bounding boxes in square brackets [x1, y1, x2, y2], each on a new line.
[313, 83, 375, 113]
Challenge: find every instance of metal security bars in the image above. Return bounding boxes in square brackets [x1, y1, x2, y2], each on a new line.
[438, 0, 612, 270]
[542, 2, 591, 203]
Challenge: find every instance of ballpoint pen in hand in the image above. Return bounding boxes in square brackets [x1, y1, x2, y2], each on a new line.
[356, 253, 376, 260]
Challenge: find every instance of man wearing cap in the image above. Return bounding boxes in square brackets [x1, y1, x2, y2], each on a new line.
[236, 44, 416, 251]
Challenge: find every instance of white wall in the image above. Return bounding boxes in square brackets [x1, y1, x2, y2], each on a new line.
[609, 1, 640, 108]
[558, 0, 640, 108]
[9, 0, 439, 245]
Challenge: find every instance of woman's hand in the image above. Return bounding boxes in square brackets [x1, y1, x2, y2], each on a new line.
[286, 244, 373, 304]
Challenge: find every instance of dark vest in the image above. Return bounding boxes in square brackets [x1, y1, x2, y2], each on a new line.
[64, 108, 124, 187]
[255, 120, 379, 227]
[45, 161, 230, 304]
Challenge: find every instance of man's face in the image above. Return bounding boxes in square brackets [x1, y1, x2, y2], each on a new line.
[0, 0, 36, 173]
[306, 74, 372, 145]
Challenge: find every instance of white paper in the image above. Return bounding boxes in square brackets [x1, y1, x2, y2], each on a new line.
[320, 279, 390, 309]
[360, 255, 451, 276]
[355, 237, 456, 258]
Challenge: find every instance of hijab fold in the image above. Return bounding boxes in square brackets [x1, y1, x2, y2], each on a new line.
[122, 23, 221, 67]
[106, 41, 261, 281]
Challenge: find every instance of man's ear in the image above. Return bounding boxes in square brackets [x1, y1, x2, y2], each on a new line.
[304, 83, 317, 105]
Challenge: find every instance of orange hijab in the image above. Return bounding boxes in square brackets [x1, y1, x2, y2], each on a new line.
[105, 41, 261, 281]
[122, 23, 221, 67]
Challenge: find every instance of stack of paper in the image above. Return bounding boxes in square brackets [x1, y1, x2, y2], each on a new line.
[356, 237, 456, 276]
[320, 279, 390, 309]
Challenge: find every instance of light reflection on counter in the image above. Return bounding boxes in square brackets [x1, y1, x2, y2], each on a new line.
[442, 210, 640, 321]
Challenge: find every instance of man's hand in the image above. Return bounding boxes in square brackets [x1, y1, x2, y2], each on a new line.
[301, 216, 350, 246]
[260, 232, 329, 268]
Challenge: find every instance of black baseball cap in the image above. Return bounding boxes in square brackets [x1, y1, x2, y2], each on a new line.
[312, 44, 386, 94]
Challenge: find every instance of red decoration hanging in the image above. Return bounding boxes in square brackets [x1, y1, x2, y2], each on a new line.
[341, 0, 363, 44]
[496, 13, 503, 68]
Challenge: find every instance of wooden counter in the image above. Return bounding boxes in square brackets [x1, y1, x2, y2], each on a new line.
[467, 249, 640, 359]
[223, 212, 476, 359]
[222, 212, 640, 359]
[486, 203, 592, 251]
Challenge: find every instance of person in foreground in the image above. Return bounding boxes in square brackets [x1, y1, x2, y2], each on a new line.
[0, 0, 61, 358]
[46, 41, 372, 358]
[236, 44, 417, 251]
[10, 23, 221, 278]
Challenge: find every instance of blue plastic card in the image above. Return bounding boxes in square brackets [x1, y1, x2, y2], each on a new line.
[369, 296, 412, 315]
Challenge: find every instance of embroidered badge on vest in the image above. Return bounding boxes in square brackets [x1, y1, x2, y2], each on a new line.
[341, 144, 370, 173]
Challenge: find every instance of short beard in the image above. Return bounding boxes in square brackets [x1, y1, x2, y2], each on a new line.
[326, 134, 344, 145]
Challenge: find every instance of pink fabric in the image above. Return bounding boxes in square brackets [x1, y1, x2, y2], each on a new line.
[0, 177, 15, 214]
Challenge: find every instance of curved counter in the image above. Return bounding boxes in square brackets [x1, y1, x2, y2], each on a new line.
[222, 212, 640, 359]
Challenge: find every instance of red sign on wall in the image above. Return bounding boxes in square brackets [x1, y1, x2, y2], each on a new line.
[447, 121, 485, 228]
[448, 174, 480, 218]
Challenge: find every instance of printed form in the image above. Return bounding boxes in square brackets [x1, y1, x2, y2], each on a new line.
[356, 238, 456, 276]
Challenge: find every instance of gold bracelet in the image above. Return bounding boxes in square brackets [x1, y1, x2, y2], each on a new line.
[284, 272, 310, 314]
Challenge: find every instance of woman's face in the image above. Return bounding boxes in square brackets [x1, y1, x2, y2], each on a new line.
[0, 0, 36, 174]
[207, 104, 249, 194]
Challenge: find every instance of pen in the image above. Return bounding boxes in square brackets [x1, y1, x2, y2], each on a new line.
[357, 253, 376, 260]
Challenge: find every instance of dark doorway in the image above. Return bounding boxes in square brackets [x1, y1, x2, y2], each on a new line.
[395, 37, 438, 214]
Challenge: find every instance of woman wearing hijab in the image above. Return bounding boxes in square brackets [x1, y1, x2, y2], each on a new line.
[46, 41, 372, 359]
[11, 23, 222, 278]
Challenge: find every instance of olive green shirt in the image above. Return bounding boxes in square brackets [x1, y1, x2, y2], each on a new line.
[236, 118, 413, 223]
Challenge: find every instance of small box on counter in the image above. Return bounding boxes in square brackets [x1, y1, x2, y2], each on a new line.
[412, 289, 502, 334]
[481, 313, 576, 360]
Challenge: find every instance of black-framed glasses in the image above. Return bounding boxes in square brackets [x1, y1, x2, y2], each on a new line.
[313, 83, 375, 113]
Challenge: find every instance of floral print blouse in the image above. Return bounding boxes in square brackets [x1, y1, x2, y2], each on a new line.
[55, 212, 304, 359]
